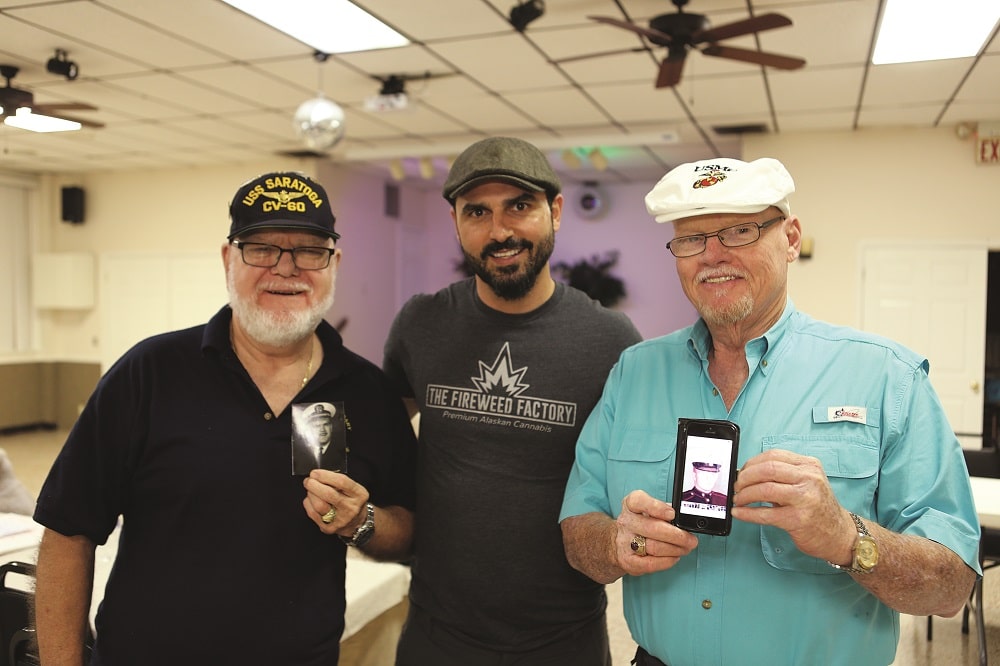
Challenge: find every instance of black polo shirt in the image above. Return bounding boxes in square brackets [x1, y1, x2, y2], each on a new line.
[35, 306, 417, 666]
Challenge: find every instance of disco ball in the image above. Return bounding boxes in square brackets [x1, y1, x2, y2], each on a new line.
[292, 95, 346, 151]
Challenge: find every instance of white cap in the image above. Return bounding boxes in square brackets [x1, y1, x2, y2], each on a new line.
[645, 157, 794, 223]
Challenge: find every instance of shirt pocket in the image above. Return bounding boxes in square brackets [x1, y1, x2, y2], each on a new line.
[607, 426, 677, 507]
[757, 433, 880, 574]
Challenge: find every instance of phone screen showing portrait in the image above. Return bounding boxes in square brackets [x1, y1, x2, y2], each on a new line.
[672, 418, 741, 536]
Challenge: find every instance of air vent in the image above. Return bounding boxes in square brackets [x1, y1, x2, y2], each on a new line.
[712, 123, 769, 135]
[276, 149, 327, 158]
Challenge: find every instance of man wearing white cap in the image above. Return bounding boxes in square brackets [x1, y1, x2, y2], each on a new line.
[559, 158, 980, 665]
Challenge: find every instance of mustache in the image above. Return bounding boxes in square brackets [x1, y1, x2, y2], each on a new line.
[481, 237, 532, 260]
[695, 268, 747, 283]
[258, 281, 311, 293]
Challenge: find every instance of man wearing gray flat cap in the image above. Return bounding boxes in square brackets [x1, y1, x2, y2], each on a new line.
[560, 157, 980, 665]
[384, 136, 641, 665]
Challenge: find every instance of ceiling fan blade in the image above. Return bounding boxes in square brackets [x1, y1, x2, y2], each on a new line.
[694, 13, 792, 44]
[701, 44, 806, 70]
[551, 46, 649, 65]
[33, 102, 98, 113]
[588, 15, 674, 45]
[35, 112, 105, 129]
[655, 57, 685, 88]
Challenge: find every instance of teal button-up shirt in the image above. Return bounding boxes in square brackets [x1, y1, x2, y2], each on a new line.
[560, 301, 981, 666]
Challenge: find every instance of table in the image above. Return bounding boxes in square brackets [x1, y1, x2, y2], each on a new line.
[0, 515, 410, 643]
[970, 476, 1000, 529]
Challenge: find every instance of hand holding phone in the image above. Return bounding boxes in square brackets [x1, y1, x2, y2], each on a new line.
[672, 418, 741, 536]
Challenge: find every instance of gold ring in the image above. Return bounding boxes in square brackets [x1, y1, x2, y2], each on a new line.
[630, 534, 647, 557]
[321, 505, 337, 524]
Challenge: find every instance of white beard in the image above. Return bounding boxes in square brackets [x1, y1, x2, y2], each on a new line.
[227, 269, 337, 347]
[700, 295, 753, 326]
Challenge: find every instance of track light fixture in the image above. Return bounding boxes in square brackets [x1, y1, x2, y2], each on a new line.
[46, 49, 79, 81]
[509, 0, 545, 32]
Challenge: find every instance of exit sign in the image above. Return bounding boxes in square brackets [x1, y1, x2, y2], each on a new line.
[977, 135, 1000, 164]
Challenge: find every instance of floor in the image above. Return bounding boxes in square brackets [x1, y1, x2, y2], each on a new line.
[1, 427, 994, 666]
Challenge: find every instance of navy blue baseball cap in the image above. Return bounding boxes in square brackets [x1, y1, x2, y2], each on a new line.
[228, 172, 339, 241]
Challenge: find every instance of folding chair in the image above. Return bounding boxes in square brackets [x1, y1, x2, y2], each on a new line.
[927, 447, 1000, 666]
[0, 561, 93, 666]
[0, 561, 37, 666]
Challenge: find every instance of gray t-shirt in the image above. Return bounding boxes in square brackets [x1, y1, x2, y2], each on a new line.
[383, 278, 641, 651]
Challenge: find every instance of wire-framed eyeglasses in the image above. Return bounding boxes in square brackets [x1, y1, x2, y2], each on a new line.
[666, 216, 785, 258]
[232, 241, 335, 270]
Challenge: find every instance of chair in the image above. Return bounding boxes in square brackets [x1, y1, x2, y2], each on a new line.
[0, 562, 93, 666]
[927, 446, 1000, 666]
[0, 561, 37, 666]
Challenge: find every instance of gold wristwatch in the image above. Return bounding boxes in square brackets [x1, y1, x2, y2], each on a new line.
[828, 512, 879, 574]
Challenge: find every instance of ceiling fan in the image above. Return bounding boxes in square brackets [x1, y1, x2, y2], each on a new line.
[0, 64, 104, 129]
[579, 0, 806, 88]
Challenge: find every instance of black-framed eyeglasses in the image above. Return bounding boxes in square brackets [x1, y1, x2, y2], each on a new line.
[232, 241, 335, 270]
[666, 216, 785, 258]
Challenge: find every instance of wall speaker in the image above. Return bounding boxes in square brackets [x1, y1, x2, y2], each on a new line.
[61, 186, 85, 224]
[384, 182, 400, 219]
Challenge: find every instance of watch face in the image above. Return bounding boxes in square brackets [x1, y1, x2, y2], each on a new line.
[353, 522, 375, 547]
[856, 536, 879, 570]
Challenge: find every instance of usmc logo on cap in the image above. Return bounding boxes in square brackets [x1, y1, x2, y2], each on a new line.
[692, 164, 731, 189]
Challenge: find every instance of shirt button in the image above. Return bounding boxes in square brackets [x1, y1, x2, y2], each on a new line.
[762, 359, 769, 367]
[702, 599, 712, 610]
[712, 388, 719, 397]
[264, 412, 273, 420]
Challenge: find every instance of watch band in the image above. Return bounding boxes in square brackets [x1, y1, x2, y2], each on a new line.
[340, 502, 375, 548]
[827, 512, 878, 574]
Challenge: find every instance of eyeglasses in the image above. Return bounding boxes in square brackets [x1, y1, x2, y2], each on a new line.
[666, 216, 785, 258]
[232, 241, 335, 270]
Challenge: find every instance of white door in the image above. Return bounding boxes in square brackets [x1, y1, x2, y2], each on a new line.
[861, 245, 987, 448]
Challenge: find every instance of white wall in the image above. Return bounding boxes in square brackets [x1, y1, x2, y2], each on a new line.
[37, 159, 304, 362]
[746, 127, 1000, 328]
[24, 125, 1000, 372]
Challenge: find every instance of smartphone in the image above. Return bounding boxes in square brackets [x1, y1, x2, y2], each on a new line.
[671, 418, 741, 536]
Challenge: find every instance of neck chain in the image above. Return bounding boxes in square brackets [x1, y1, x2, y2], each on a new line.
[301, 336, 315, 389]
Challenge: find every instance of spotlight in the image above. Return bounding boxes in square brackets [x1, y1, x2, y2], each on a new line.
[561, 149, 582, 170]
[588, 148, 608, 171]
[388, 159, 406, 182]
[509, 0, 545, 32]
[46, 49, 79, 81]
[418, 156, 435, 180]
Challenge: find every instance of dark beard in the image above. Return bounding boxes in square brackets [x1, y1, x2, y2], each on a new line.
[463, 232, 555, 301]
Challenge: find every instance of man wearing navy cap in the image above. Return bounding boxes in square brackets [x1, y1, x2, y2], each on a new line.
[384, 137, 641, 665]
[33, 171, 418, 665]
[560, 158, 980, 665]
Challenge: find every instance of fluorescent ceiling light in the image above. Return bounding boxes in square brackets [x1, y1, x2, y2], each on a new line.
[221, 0, 409, 54]
[3, 108, 81, 132]
[873, 0, 1000, 64]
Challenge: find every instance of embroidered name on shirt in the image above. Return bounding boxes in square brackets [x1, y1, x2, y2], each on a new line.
[828, 406, 867, 425]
